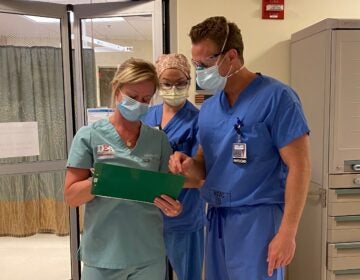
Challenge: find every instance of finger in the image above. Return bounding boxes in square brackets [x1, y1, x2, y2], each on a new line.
[160, 196, 182, 214]
[154, 197, 180, 216]
[160, 195, 179, 207]
[274, 256, 284, 270]
[169, 155, 183, 174]
[284, 253, 294, 266]
[153, 197, 168, 211]
[267, 256, 275, 277]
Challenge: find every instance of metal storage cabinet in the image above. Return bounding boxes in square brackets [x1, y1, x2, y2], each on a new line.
[288, 18, 360, 280]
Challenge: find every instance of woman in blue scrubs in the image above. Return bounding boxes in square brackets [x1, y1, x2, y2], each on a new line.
[143, 54, 205, 280]
[169, 17, 311, 280]
[64, 58, 182, 280]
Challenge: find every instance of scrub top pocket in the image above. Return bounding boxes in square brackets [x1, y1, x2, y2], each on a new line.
[239, 122, 275, 161]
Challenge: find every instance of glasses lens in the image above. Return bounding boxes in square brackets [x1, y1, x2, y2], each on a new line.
[175, 80, 189, 90]
[160, 83, 173, 90]
[160, 80, 189, 91]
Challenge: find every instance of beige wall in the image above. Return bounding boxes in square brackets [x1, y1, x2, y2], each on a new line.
[175, 0, 360, 102]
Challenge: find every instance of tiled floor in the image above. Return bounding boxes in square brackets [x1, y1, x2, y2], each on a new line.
[0, 234, 71, 280]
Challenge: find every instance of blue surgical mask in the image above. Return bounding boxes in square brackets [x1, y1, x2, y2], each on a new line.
[195, 22, 231, 92]
[196, 63, 231, 92]
[117, 94, 149, 121]
[196, 64, 245, 92]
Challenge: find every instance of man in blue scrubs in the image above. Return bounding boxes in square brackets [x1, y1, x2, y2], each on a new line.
[143, 54, 205, 280]
[169, 16, 311, 280]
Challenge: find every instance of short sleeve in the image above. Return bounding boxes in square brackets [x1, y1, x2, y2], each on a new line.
[159, 132, 173, 173]
[67, 126, 93, 169]
[271, 89, 310, 149]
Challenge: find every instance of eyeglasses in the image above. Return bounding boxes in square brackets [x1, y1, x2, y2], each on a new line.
[159, 80, 190, 91]
[191, 52, 222, 69]
[120, 90, 153, 104]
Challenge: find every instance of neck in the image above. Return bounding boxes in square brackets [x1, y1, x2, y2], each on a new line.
[110, 111, 141, 148]
[161, 101, 184, 128]
[163, 101, 184, 114]
[110, 111, 141, 132]
[224, 67, 257, 107]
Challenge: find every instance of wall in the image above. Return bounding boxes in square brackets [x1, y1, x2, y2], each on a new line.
[175, 0, 360, 102]
[94, 38, 152, 106]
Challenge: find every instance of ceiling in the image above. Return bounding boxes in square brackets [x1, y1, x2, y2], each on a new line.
[0, 1, 152, 42]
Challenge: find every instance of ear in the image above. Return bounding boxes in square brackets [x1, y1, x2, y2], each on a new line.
[227, 48, 238, 62]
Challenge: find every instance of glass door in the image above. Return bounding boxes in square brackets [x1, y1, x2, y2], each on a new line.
[0, 1, 73, 280]
[71, 0, 163, 126]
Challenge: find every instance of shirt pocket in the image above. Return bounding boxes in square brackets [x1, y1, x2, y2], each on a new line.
[140, 154, 161, 171]
[240, 122, 275, 161]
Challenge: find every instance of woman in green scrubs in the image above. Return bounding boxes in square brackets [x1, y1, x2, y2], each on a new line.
[64, 58, 182, 280]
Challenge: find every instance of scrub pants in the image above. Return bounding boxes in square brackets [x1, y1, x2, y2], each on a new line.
[164, 228, 204, 280]
[205, 204, 284, 280]
[81, 258, 166, 280]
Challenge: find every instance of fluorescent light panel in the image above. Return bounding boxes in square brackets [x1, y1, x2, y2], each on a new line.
[25, 15, 60, 23]
[25, 15, 124, 23]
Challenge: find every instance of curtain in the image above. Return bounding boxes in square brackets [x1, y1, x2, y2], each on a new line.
[0, 46, 94, 237]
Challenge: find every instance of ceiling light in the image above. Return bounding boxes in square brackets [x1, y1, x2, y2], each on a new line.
[84, 17, 124, 23]
[25, 15, 60, 23]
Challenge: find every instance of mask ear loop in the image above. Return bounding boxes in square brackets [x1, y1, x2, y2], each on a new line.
[216, 22, 230, 66]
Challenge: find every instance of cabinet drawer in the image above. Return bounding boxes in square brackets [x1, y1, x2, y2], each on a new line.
[328, 243, 360, 270]
[327, 269, 360, 280]
[328, 216, 360, 242]
[329, 174, 360, 189]
[328, 189, 360, 216]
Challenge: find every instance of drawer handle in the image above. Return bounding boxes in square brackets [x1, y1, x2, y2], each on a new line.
[335, 215, 360, 222]
[335, 188, 360, 195]
[353, 164, 360, 171]
[334, 269, 360, 275]
[335, 242, 360, 249]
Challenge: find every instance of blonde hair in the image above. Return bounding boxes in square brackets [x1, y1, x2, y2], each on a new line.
[110, 58, 159, 107]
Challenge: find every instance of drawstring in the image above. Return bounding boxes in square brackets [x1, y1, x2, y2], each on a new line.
[207, 207, 226, 239]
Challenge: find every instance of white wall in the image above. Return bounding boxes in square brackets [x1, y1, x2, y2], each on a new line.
[94, 39, 152, 69]
[175, 0, 360, 102]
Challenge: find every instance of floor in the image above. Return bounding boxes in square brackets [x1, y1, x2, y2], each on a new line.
[0, 234, 180, 280]
[0, 234, 71, 280]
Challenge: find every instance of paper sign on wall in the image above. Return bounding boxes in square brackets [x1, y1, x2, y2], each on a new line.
[87, 108, 114, 125]
[0, 122, 40, 159]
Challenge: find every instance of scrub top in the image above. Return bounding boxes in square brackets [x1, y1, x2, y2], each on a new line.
[198, 74, 310, 207]
[67, 118, 172, 269]
[143, 100, 205, 232]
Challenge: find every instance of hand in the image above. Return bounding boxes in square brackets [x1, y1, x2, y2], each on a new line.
[267, 230, 296, 276]
[168, 151, 193, 175]
[154, 195, 182, 217]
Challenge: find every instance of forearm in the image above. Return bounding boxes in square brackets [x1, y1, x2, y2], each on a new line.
[64, 178, 95, 207]
[278, 165, 311, 236]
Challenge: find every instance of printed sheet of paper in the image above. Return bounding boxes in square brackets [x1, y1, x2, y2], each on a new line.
[0, 122, 40, 158]
[91, 162, 185, 204]
[87, 108, 114, 125]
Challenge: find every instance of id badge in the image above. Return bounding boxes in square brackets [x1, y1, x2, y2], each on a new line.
[232, 143, 247, 164]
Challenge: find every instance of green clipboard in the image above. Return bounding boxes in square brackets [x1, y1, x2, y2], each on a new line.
[91, 162, 185, 203]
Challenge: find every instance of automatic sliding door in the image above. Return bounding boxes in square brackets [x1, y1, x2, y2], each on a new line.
[0, 1, 74, 279]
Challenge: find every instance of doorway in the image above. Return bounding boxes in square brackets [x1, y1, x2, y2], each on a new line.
[0, 1, 163, 279]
